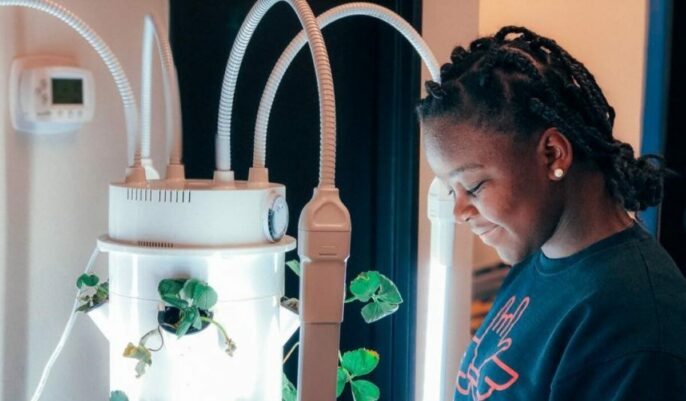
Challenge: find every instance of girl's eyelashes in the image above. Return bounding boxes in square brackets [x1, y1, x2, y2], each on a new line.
[466, 181, 486, 197]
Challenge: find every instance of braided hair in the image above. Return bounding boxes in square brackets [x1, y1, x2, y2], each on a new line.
[417, 26, 664, 212]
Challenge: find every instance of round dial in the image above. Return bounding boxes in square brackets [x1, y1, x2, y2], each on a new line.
[264, 193, 289, 242]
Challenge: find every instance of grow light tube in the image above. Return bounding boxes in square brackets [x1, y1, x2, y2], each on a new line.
[424, 177, 457, 401]
[139, 13, 185, 181]
[0, 0, 145, 182]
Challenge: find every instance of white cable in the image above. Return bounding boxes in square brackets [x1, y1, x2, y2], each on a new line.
[29, 245, 101, 401]
[0, 0, 140, 168]
[140, 13, 183, 170]
[216, 0, 337, 188]
[253, 2, 440, 169]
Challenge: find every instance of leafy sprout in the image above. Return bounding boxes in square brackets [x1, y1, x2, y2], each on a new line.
[122, 277, 236, 379]
[337, 349, 381, 401]
[348, 271, 403, 323]
[75, 273, 109, 313]
[283, 260, 401, 401]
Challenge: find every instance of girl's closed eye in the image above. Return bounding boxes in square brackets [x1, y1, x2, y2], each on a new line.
[466, 181, 486, 197]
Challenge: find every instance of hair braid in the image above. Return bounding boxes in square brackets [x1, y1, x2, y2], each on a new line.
[417, 26, 665, 211]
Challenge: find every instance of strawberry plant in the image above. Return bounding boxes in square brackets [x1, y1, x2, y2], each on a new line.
[283, 261, 403, 401]
[75, 273, 109, 313]
[122, 278, 236, 378]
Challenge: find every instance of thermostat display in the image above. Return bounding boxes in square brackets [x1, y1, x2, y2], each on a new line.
[52, 78, 84, 104]
[10, 55, 95, 134]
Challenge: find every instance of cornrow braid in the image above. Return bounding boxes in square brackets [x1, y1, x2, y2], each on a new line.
[417, 26, 665, 212]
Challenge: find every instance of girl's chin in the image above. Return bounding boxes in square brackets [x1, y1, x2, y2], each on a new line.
[494, 241, 529, 265]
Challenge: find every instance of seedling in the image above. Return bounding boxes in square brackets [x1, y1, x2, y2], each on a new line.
[122, 278, 236, 378]
[337, 349, 381, 401]
[75, 273, 109, 313]
[347, 271, 403, 323]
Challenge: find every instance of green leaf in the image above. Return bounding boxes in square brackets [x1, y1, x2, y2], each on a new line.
[377, 274, 403, 304]
[110, 390, 129, 401]
[176, 308, 198, 337]
[341, 349, 379, 377]
[191, 311, 203, 330]
[162, 295, 188, 309]
[182, 279, 201, 304]
[351, 380, 380, 401]
[336, 367, 348, 397]
[349, 271, 381, 302]
[282, 373, 297, 401]
[193, 282, 218, 310]
[76, 274, 99, 289]
[158, 279, 185, 299]
[361, 301, 399, 324]
[286, 260, 301, 277]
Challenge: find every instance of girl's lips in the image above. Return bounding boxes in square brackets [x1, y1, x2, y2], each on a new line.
[477, 226, 500, 244]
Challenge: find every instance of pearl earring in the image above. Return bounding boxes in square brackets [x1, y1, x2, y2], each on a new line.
[553, 168, 564, 178]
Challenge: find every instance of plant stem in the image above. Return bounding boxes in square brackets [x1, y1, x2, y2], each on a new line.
[141, 326, 164, 352]
[344, 297, 357, 304]
[200, 316, 233, 351]
[283, 341, 300, 364]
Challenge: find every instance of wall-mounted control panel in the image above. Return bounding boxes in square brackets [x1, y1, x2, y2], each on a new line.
[10, 55, 95, 134]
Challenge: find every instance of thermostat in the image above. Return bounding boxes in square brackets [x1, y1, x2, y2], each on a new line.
[9, 55, 95, 134]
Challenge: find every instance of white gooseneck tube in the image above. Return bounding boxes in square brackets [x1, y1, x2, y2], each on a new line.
[215, 0, 337, 188]
[251, 2, 441, 174]
[0, 0, 142, 179]
[216, 1, 349, 401]
[139, 13, 185, 181]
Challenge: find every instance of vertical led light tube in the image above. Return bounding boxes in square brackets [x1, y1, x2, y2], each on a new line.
[424, 177, 456, 401]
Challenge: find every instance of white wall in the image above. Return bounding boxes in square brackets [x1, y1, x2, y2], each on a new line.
[0, 1, 168, 400]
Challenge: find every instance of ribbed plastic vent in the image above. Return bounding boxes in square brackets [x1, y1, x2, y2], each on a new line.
[126, 188, 192, 203]
[137, 240, 174, 248]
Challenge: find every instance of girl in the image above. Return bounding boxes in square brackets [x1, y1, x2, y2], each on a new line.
[418, 26, 686, 401]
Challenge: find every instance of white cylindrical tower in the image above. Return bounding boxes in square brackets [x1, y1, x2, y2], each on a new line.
[98, 179, 295, 401]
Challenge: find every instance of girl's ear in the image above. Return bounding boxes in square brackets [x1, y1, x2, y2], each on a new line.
[537, 127, 573, 180]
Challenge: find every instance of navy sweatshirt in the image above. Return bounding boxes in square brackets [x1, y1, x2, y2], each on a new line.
[454, 223, 686, 401]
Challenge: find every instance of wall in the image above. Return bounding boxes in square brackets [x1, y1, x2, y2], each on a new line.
[417, 0, 649, 399]
[0, 1, 168, 400]
[473, 0, 650, 268]
[0, 6, 17, 401]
